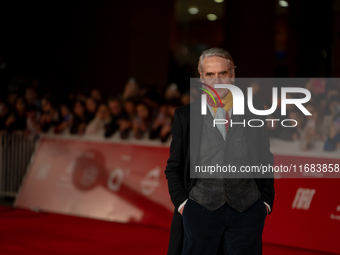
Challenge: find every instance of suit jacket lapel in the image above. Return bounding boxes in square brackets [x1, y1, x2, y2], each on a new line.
[190, 100, 203, 173]
[203, 108, 225, 141]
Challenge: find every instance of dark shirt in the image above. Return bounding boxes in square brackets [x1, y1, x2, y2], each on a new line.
[7, 111, 26, 132]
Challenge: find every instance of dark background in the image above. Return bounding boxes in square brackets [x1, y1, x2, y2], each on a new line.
[0, 0, 339, 101]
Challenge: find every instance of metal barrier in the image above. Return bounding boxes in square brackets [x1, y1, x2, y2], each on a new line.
[0, 132, 37, 197]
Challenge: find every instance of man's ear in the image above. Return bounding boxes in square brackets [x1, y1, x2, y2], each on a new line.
[231, 68, 236, 84]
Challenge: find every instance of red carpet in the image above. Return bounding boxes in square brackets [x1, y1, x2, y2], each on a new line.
[0, 206, 336, 255]
[0, 206, 170, 255]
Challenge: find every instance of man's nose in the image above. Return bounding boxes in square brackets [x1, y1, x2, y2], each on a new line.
[211, 77, 223, 85]
[216, 77, 223, 84]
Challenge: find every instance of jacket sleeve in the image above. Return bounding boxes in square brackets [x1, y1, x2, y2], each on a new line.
[256, 100, 275, 214]
[165, 108, 188, 210]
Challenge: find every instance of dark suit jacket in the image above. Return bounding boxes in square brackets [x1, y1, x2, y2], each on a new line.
[164, 98, 275, 255]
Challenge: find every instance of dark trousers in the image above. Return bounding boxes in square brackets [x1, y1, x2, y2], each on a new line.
[182, 197, 267, 255]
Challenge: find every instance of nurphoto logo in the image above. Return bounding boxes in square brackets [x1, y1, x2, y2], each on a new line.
[199, 82, 312, 128]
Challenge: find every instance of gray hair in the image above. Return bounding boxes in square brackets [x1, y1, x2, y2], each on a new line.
[198, 48, 236, 75]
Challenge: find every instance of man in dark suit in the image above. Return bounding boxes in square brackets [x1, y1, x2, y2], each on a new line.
[165, 48, 275, 255]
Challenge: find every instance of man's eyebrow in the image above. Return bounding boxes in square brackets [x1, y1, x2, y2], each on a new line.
[205, 72, 214, 75]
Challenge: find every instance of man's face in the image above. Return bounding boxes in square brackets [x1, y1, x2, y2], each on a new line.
[96, 105, 110, 120]
[109, 100, 122, 116]
[86, 98, 97, 113]
[200, 56, 235, 99]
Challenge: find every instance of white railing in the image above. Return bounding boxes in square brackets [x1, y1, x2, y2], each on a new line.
[0, 131, 37, 197]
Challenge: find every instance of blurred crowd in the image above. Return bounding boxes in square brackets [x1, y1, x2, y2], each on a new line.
[0, 77, 339, 151]
[0, 78, 189, 143]
[259, 79, 340, 152]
